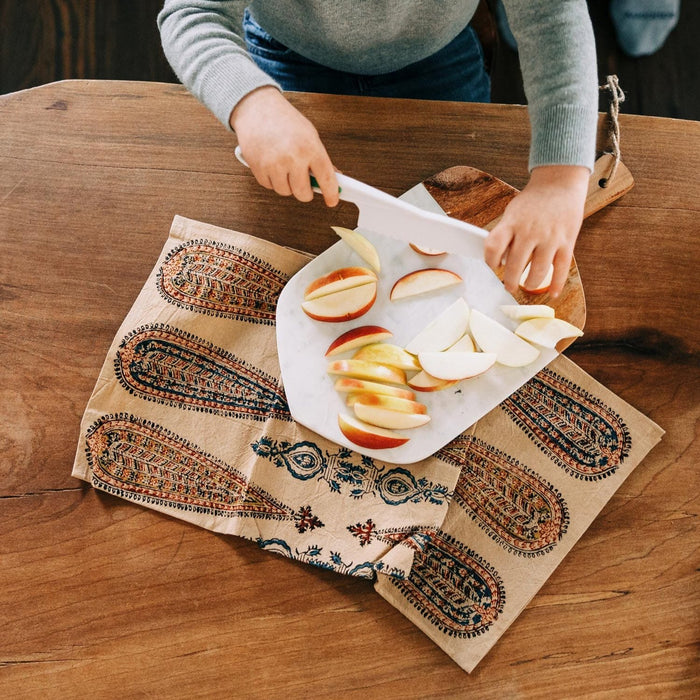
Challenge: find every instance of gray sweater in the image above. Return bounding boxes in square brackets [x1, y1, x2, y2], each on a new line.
[158, 1, 598, 171]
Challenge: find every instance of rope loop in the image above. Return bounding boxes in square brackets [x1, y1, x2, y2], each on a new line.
[599, 75, 626, 187]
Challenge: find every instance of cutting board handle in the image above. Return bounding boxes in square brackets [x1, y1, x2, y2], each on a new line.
[475, 154, 634, 231]
[584, 153, 635, 218]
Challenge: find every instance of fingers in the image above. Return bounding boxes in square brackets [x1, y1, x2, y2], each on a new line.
[256, 157, 338, 205]
[490, 233, 571, 298]
[483, 222, 512, 272]
[484, 174, 585, 298]
[548, 247, 574, 297]
[310, 155, 340, 207]
[231, 88, 339, 207]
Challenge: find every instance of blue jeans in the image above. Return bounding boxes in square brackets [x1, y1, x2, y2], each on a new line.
[243, 10, 491, 102]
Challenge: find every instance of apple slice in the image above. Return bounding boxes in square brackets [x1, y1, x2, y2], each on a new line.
[519, 263, 554, 294]
[334, 378, 415, 401]
[417, 351, 497, 381]
[327, 358, 407, 385]
[407, 371, 458, 393]
[351, 394, 430, 430]
[469, 309, 540, 367]
[331, 226, 381, 273]
[338, 413, 409, 449]
[515, 317, 584, 349]
[500, 304, 555, 321]
[390, 268, 462, 301]
[352, 343, 421, 371]
[302, 282, 376, 322]
[409, 242, 447, 256]
[325, 325, 393, 357]
[304, 266, 377, 301]
[447, 333, 475, 352]
[404, 297, 470, 354]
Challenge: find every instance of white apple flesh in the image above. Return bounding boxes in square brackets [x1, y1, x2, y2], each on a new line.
[325, 325, 393, 357]
[390, 267, 462, 301]
[515, 317, 583, 348]
[409, 242, 447, 256]
[469, 309, 540, 367]
[499, 304, 555, 321]
[519, 262, 554, 294]
[327, 358, 407, 385]
[446, 333, 476, 352]
[301, 281, 377, 322]
[353, 343, 421, 370]
[331, 226, 381, 273]
[417, 350, 497, 381]
[407, 370, 458, 392]
[338, 413, 409, 449]
[351, 394, 430, 430]
[334, 377, 415, 401]
[304, 266, 377, 300]
[404, 297, 470, 354]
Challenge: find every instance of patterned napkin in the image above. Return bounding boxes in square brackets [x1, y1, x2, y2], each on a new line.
[72, 215, 663, 672]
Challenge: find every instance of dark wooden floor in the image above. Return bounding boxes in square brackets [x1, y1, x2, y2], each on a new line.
[1, 1, 698, 121]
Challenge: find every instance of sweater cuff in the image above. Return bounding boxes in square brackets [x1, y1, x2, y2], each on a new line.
[198, 54, 282, 131]
[528, 103, 598, 172]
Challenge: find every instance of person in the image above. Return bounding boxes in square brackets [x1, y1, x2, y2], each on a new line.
[158, 1, 598, 298]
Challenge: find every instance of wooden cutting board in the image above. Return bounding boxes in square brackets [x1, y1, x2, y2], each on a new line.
[422, 154, 634, 349]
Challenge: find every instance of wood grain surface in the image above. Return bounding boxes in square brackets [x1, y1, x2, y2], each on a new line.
[0, 81, 698, 698]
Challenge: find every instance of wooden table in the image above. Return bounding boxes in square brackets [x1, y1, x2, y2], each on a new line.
[1, 81, 698, 698]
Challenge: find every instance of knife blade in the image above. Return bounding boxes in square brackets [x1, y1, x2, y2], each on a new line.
[234, 146, 488, 258]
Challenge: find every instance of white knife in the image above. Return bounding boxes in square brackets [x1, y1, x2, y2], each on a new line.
[235, 146, 488, 258]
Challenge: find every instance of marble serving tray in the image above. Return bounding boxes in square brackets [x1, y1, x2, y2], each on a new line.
[275, 182, 559, 464]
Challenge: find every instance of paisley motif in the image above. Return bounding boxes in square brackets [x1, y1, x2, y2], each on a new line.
[438, 436, 568, 556]
[502, 366, 632, 480]
[158, 239, 288, 323]
[115, 324, 290, 421]
[390, 530, 505, 638]
[252, 437, 451, 506]
[85, 413, 295, 520]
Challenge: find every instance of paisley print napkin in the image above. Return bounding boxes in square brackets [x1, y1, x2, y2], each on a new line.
[72, 215, 663, 672]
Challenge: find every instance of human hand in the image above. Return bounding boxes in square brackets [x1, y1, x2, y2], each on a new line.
[484, 165, 589, 298]
[230, 86, 339, 207]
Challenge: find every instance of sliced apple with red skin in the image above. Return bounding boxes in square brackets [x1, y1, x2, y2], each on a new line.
[334, 377, 415, 401]
[351, 394, 430, 430]
[304, 266, 377, 300]
[519, 263, 554, 294]
[469, 309, 540, 367]
[338, 413, 409, 449]
[417, 351, 497, 381]
[302, 282, 376, 322]
[331, 226, 381, 273]
[515, 317, 583, 349]
[352, 343, 421, 371]
[408, 370, 458, 393]
[327, 358, 407, 385]
[325, 325, 393, 357]
[390, 268, 462, 301]
[404, 297, 470, 354]
[409, 242, 447, 256]
[500, 304, 555, 321]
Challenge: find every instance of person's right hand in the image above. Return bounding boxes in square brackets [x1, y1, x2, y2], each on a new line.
[230, 86, 339, 207]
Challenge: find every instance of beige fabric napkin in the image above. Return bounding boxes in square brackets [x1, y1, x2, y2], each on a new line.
[73, 215, 663, 672]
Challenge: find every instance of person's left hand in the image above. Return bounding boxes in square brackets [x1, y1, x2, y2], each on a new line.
[484, 164, 590, 298]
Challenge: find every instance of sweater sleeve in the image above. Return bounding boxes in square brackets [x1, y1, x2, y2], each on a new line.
[157, 0, 281, 130]
[502, 0, 599, 172]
